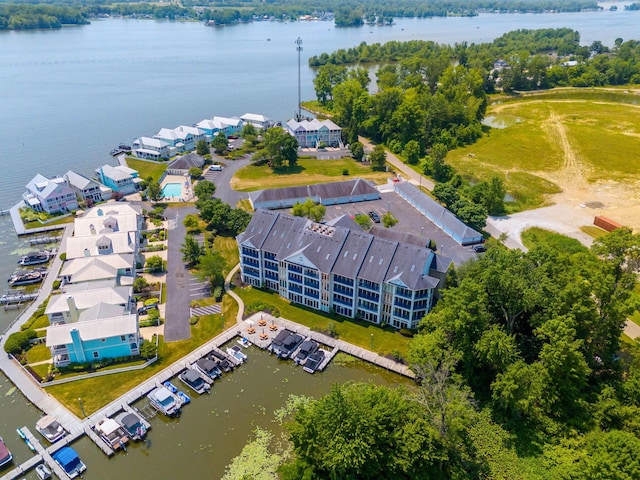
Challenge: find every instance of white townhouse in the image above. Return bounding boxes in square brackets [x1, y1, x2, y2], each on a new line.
[23, 174, 79, 214]
[95, 165, 142, 195]
[63, 170, 112, 203]
[45, 285, 134, 325]
[59, 253, 135, 286]
[237, 211, 451, 330]
[195, 116, 243, 139]
[240, 113, 271, 130]
[153, 125, 206, 153]
[131, 136, 171, 160]
[286, 118, 343, 148]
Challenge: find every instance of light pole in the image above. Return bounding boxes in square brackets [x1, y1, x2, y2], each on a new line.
[370, 333, 374, 351]
[295, 37, 303, 121]
[78, 397, 86, 418]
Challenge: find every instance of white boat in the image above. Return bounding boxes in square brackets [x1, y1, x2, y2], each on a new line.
[18, 250, 51, 266]
[35, 415, 67, 443]
[237, 337, 252, 348]
[95, 418, 128, 451]
[114, 411, 148, 441]
[147, 385, 182, 417]
[8, 270, 43, 286]
[36, 463, 52, 480]
[226, 345, 247, 363]
[52, 446, 86, 479]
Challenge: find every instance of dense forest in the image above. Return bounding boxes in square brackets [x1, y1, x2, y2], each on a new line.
[222, 230, 640, 479]
[0, 0, 600, 29]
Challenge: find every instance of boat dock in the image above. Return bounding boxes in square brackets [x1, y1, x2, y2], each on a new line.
[2, 427, 67, 480]
[0, 291, 39, 305]
[29, 235, 61, 245]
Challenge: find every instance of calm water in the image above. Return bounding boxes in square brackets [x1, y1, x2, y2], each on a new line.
[1, 6, 640, 477]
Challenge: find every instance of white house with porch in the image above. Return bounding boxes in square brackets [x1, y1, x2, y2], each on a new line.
[286, 118, 343, 148]
[23, 174, 79, 214]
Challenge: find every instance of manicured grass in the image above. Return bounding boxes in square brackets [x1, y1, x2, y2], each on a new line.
[214, 236, 240, 276]
[235, 286, 410, 357]
[446, 89, 640, 212]
[231, 158, 390, 191]
[629, 311, 640, 328]
[31, 364, 50, 380]
[236, 199, 254, 212]
[125, 158, 167, 182]
[27, 344, 51, 364]
[46, 313, 226, 416]
[580, 225, 609, 239]
[300, 100, 333, 117]
[32, 314, 51, 329]
[24, 216, 74, 230]
[520, 227, 588, 254]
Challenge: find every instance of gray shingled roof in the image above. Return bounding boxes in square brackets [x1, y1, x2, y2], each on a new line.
[236, 209, 279, 249]
[357, 237, 398, 284]
[167, 153, 205, 171]
[249, 178, 379, 207]
[331, 230, 373, 278]
[369, 226, 430, 248]
[385, 243, 439, 290]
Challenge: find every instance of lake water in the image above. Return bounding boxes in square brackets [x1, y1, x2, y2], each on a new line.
[1, 6, 640, 477]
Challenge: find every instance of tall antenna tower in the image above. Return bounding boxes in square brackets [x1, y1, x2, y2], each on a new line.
[295, 37, 303, 121]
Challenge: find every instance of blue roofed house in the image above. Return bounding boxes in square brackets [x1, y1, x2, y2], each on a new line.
[131, 137, 171, 160]
[63, 170, 112, 203]
[286, 118, 342, 148]
[95, 164, 142, 195]
[153, 125, 206, 153]
[23, 174, 79, 214]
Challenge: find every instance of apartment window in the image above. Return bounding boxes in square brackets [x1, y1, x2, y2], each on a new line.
[93, 351, 99, 358]
[121, 335, 126, 341]
[101, 338, 106, 342]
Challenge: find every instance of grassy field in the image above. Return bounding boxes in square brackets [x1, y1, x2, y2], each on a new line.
[580, 225, 609, 239]
[520, 227, 588, 254]
[231, 158, 390, 191]
[125, 158, 167, 182]
[235, 286, 410, 357]
[446, 89, 640, 212]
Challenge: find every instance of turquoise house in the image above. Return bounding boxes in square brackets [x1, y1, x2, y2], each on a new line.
[47, 306, 140, 367]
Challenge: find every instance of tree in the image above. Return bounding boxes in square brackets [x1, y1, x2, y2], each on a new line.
[211, 132, 228, 153]
[194, 179, 216, 199]
[145, 254, 164, 273]
[146, 176, 163, 202]
[196, 251, 226, 288]
[485, 176, 506, 216]
[350, 141, 364, 161]
[140, 339, 158, 359]
[188, 167, 202, 179]
[354, 213, 372, 230]
[382, 211, 398, 228]
[369, 144, 387, 171]
[403, 139, 420, 165]
[182, 213, 200, 232]
[226, 208, 252, 235]
[291, 198, 325, 223]
[133, 277, 149, 293]
[453, 198, 487, 231]
[196, 139, 209, 156]
[433, 182, 460, 208]
[181, 235, 205, 266]
[263, 127, 298, 168]
[241, 123, 257, 138]
[313, 63, 347, 104]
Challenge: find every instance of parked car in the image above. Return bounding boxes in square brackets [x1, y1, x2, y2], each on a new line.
[368, 211, 381, 223]
[472, 244, 486, 253]
[138, 304, 158, 315]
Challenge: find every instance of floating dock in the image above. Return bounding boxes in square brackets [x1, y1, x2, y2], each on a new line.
[0, 291, 39, 305]
[29, 236, 61, 245]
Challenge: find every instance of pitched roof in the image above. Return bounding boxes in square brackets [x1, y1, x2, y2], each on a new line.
[74, 214, 139, 236]
[369, 226, 430, 248]
[82, 203, 141, 218]
[60, 254, 134, 282]
[168, 153, 205, 171]
[98, 164, 137, 182]
[46, 313, 137, 346]
[133, 136, 169, 149]
[65, 231, 136, 258]
[286, 118, 341, 132]
[385, 243, 439, 290]
[63, 170, 99, 191]
[45, 286, 131, 315]
[249, 178, 379, 207]
[241, 113, 270, 123]
[26, 173, 76, 200]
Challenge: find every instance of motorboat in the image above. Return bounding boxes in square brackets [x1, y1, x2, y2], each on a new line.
[0, 436, 12, 468]
[294, 339, 319, 365]
[147, 385, 182, 417]
[194, 357, 222, 380]
[95, 418, 128, 451]
[303, 350, 325, 374]
[177, 390, 191, 405]
[272, 332, 304, 359]
[237, 337, 252, 348]
[36, 463, 52, 480]
[8, 270, 43, 286]
[52, 446, 86, 478]
[163, 380, 178, 393]
[35, 415, 67, 443]
[210, 350, 233, 372]
[226, 345, 247, 363]
[114, 411, 148, 441]
[18, 250, 51, 266]
[179, 368, 211, 394]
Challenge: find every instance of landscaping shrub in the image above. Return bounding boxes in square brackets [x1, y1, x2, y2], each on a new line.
[189, 315, 200, 325]
[4, 330, 37, 354]
[399, 328, 414, 338]
[245, 301, 280, 318]
[144, 298, 159, 306]
[213, 286, 223, 301]
[52, 279, 61, 290]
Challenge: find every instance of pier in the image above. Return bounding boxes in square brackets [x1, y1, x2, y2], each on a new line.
[0, 291, 39, 305]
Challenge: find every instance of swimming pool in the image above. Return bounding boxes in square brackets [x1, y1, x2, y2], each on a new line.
[162, 182, 182, 198]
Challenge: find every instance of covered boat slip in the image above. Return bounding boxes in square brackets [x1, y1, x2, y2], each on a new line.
[95, 418, 128, 450]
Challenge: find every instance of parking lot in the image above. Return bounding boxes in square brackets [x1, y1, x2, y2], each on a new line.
[321, 191, 478, 266]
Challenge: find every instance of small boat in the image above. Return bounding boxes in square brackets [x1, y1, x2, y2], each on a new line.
[95, 418, 128, 451]
[194, 357, 222, 380]
[237, 337, 252, 349]
[18, 251, 51, 266]
[35, 415, 66, 443]
[147, 385, 181, 417]
[294, 339, 318, 365]
[226, 345, 247, 363]
[177, 390, 191, 405]
[52, 446, 86, 478]
[16, 427, 35, 451]
[303, 350, 325, 374]
[114, 411, 148, 441]
[179, 368, 211, 394]
[8, 270, 43, 286]
[210, 350, 233, 372]
[163, 380, 178, 393]
[36, 463, 52, 480]
[0, 436, 12, 468]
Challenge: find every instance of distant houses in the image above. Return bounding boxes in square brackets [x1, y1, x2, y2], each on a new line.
[63, 170, 112, 203]
[95, 164, 142, 195]
[286, 118, 342, 148]
[131, 137, 171, 160]
[46, 202, 144, 368]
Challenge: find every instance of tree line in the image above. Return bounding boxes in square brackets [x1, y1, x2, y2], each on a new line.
[0, 4, 88, 29]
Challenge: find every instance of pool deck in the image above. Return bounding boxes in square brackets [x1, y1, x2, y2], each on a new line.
[161, 174, 193, 202]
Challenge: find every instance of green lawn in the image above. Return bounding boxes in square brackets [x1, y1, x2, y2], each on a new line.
[580, 225, 609, 239]
[235, 286, 410, 357]
[231, 158, 390, 191]
[520, 227, 588, 254]
[27, 344, 51, 364]
[125, 158, 167, 182]
[446, 89, 640, 212]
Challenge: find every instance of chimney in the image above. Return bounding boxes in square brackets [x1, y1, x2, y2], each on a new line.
[66, 296, 79, 323]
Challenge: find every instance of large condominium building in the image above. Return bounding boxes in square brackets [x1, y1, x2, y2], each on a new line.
[237, 210, 451, 330]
